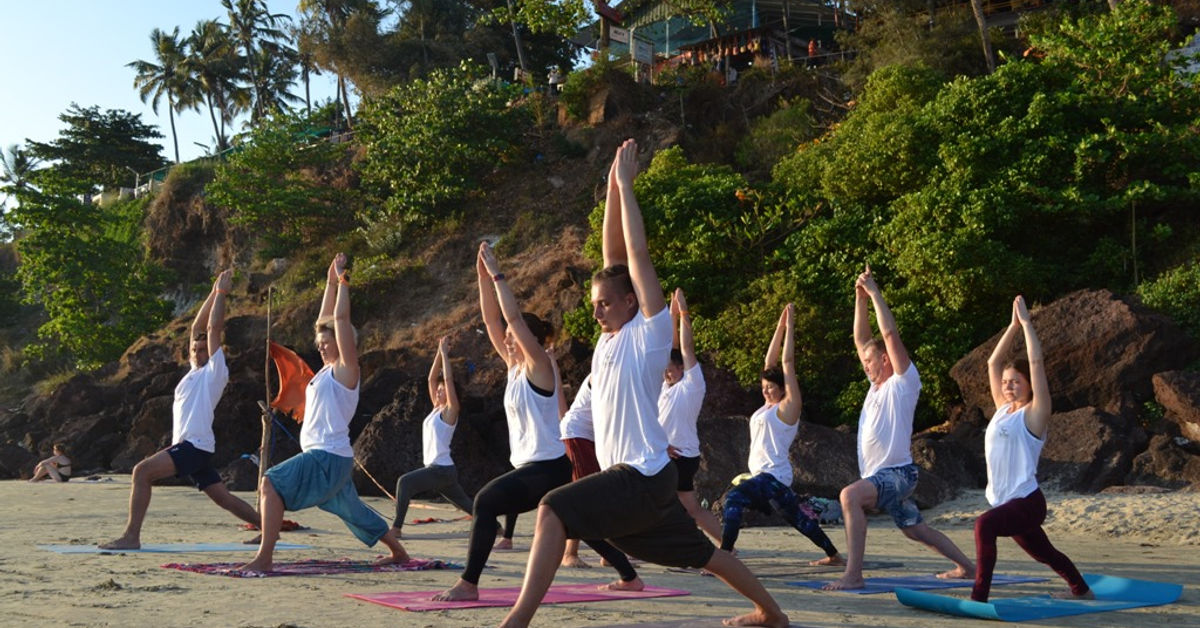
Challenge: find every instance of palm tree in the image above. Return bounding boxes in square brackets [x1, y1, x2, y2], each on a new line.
[969, 0, 996, 73]
[222, 0, 293, 124]
[0, 143, 41, 205]
[128, 27, 200, 163]
[291, 19, 323, 117]
[250, 43, 302, 119]
[186, 19, 245, 152]
[297, 0, 378, 127]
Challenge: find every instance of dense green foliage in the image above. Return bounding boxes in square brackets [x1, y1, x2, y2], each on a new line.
[1139, 262, 1200, 340]
[9, 175, 172, 369]
[354, 63, 528, 249]
[26, 105, 166, 193]
[207, 108, 352, 257]
[569, 3, 1200, 427]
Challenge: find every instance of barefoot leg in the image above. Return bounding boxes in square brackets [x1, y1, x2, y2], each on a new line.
[240, 477, 284, 572]
[499, 505, 567, 628]
[99, 450, 176, 549]
[702, 549, 788, 628]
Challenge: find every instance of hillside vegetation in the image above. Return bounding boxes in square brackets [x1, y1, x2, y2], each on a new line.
[2, 1, 1199, 438]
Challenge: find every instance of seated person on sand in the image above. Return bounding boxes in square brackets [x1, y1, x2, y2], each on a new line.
[499, 139, 787, 628]
[434, 242, 640, 601]
[824, 264, 974, 590]
[657, 288, 722, 543]
[972, 296, 1091, 602]
[241, 254, 409, 572]
[719, 303, 844, 567]
[100, 270, 260, 549]
[30, 444, 72, 482]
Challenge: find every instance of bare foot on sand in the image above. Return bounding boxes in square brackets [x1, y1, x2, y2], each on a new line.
[433, 579, 479, 601]
[722, 609, 789, 627]
[809, 554, 845, 566]
[372, 551, 410, 566]
[822, 575, 865, 591]
[600, 576, 644, 591]
[239, 557, 273, 573]
[494, 537, 514, 550]
[561, 554, 592, 568]
[936, 566, 973, 580]
[1051, 588, 1094, 600]
[98, 536, 140, 550]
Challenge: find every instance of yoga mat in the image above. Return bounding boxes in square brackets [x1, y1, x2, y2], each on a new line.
[895, 573, 1183, 621]
[787, 573, 1045, 595]
[667, 560, 904, 578]
[161, 557, 460, 578]
[346, 583, 690, 611]
[38, 542, 311, 554]
[410, 515, 471, 524]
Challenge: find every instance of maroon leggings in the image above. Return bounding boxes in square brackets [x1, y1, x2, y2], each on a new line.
[972, 488, 1089, 601]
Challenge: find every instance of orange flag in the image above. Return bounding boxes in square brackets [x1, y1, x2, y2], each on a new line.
[269, 341, 314, 423]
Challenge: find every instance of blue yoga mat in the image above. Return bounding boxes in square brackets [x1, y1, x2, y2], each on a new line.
[38, 542, 311, 554]
[895, 573, 1183, 621]
[787, 573, 1046, 595]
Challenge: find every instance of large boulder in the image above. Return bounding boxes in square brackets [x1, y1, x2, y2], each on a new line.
[1040, 406, 1147, 492]
[1152, 371, 1200, 441]
[1125, 434, 1200, 488]
[950, 290, 1198, 418]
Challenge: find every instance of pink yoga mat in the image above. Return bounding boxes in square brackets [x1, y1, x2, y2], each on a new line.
[346, 583, 690, 611]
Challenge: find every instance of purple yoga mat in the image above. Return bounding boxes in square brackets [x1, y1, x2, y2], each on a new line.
[162, 557, 459, 578]
[346, 583, 690, 611]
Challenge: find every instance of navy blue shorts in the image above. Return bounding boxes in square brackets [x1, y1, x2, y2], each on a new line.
[167, 441, 222, 490]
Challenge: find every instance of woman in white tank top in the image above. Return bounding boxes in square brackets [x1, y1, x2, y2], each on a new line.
[434, 242, 579, 602]
[972, 295, 1091, 602]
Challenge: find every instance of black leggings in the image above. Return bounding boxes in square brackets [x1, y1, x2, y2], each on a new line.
[462, 455, 637, 584]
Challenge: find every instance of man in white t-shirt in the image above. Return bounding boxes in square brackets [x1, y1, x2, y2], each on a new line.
[658, 287, 721, 542]
[500, 140, 787, 628]
[823, 264, 975, 590]
[100, 270, 260, 550]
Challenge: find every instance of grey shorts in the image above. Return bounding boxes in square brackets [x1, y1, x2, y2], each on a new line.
[867, 463, 922, 528]
[542, 463, 715, 569]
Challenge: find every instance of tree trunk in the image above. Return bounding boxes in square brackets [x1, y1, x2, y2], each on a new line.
[970, 0, 996, 73]
[205, 93, 222, 153]
[506, 0, 529, 71]
[338, 74, 353, 129]
[168, 96, 180, 164]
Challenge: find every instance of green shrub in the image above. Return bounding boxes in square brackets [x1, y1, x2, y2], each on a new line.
[355, 62, 527, 249]
[1139, 261, 1200, 339]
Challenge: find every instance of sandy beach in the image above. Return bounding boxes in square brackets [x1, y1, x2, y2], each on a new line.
[4, 479, 1196, 627]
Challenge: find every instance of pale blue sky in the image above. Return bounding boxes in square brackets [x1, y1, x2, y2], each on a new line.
[0, 1, 343, 175]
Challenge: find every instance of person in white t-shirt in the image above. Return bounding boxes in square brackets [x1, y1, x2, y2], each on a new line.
[99, 270, 259, 550]
[390, 337, 473, 535]
[241, 254, 409, 572]
[658, 287, 720, 542]
[436, 242, 641, 601]
[719, 304, 844, 565]
[501, 139, 787, 628]
[972, 296, 1090, 602]
[824, 264, 974, 590]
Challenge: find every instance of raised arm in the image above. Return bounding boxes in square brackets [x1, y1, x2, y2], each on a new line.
[320, 255, 340, 320]
[190, 282, 218, 342]
[439, 337, 460, 425]
[778, 304, 802, 424]
[614, 139, 666, 317]
[1016, 296, 1051, 438]
[857, 264, 910, 374]
[329, 252, 359, 387]
[986, 300, 1022, 411]
[479, 242, 554, 391]
[601, 151, 626, 268]
[207, 269, 232, 356]
[550, 349, 567, 419]
[675, 289, 698, 370]
[477, 242, 510, 365]
[764, 305, 787, 370]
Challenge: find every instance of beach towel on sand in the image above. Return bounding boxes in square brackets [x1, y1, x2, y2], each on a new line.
[162, 557, 459, 577]
[38, 542, 310, 554]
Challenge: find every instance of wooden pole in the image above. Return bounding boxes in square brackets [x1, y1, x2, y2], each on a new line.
[257, 285, 273, 498]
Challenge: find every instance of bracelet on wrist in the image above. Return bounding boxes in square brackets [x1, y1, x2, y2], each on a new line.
[492, 273, 505, 282]
[338, 271, 350, 286]
[215, 289, 228, 295]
